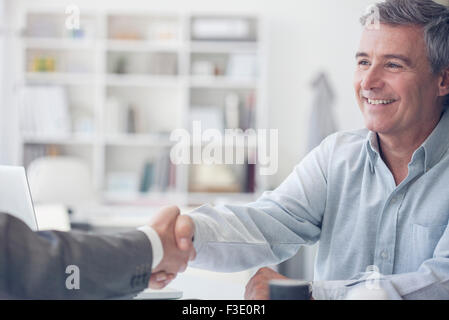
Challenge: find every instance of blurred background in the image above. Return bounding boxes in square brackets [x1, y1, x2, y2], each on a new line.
[4, 0, 445, 299]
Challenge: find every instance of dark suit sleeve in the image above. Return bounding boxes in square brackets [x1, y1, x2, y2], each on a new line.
[0, 212, 153, 299]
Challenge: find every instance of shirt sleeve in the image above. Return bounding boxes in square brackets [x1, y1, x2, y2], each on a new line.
[186, 134, 335, 272]
[137, 225, 163, 270]
[312, 223, 449, 300]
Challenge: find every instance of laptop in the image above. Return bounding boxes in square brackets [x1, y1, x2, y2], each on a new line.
[0, 165, 38, 230]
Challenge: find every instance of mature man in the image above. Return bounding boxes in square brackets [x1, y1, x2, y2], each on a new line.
[154, 0, 449, 299]
[0, 206, 194, 299]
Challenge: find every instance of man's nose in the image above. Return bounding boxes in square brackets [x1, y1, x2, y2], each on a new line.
[361, 66, 385, 91]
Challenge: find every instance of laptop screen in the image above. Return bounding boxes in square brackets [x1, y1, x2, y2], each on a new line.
[0, 166, 38, 231]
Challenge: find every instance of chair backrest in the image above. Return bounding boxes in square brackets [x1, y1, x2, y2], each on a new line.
[27, 156, 95, 206]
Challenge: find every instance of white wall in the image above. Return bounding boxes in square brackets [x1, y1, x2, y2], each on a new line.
[1, 0, 21, 165]
[5, 0, 374, 184]
[0, 0, 5, 163]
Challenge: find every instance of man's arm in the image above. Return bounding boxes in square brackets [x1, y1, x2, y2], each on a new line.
[185, 134, 334, 272]
[0, 212, 153, 299]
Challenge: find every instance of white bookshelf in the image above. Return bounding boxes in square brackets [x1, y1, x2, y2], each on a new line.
[18, 8, 267, 205]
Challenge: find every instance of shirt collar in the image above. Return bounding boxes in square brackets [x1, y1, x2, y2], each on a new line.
[420, 110, 449, 172]
[365, 130, 380, 172]
[365, 110, 449, 173]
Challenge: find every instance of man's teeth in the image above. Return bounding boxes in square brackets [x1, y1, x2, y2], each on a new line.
[367, 98, 395, 105]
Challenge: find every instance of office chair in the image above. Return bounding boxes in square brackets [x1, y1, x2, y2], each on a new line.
[27, 156, 95, 231]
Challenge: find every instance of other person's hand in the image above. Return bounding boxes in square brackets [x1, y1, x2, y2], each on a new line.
[148, 271, 176, 289]
[245, 267, 289, 300]
[148, 206, 196, 289]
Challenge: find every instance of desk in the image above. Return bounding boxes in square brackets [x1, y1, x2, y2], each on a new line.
[69, 204, 198, 231]
[169, 267, 252, 300]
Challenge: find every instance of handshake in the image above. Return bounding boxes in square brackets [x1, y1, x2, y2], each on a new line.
[147, 205, 196, 289]
[145, 205, 289, 300]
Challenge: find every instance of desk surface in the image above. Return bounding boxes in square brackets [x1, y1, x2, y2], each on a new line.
[169, 268, 248, 300]
[70, 204, 199, 229]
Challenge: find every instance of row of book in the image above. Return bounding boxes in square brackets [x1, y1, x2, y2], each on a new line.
[20, 86, 71, 136]
[23, 147, 254, 195]
[139, 152, 176, 193]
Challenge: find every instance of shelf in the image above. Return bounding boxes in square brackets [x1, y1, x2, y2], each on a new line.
[108, 74, 257, 88]
[189, 76, 258, 89]
[102, 191, 188, 206]
[23, 37, 97, 50]
[102, 191, 258, 206]
[187, 192, 259, 205]
[181, 133, 258, 148]
[104, 133, 173, 147]
[19, 10, 265, 201]
[106, 74, 182, 87]
[190, 41, 258, 53]
[22, 134, 96, 145]
[25, 72, 96, 85]
[106, 39, 183, 52]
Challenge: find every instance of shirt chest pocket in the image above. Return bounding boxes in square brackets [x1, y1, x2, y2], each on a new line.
[412, 223, 447, 269]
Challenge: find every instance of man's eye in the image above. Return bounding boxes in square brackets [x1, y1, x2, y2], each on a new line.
[357, 60, 370, 68]
[358, 60, 370, 66]
[386, 62, 402, 69]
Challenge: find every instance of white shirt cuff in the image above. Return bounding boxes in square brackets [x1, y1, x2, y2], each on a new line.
[137, 225, 163, 270]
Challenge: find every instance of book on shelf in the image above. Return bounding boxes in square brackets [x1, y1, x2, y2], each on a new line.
[20, 85, 71, 137]
[139, 162, 154, 192]
[139, 151, 176, 194]
[26, 10, 97, 40]
[239, 91, 256, 130]
[244, 162, 256, 193]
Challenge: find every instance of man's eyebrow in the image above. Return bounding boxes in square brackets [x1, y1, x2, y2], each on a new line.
[355, 52, 412, 66]
[382, 54, 412, 66]
[355, 52, 369, 59]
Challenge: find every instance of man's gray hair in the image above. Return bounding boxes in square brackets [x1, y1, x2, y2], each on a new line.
[360, 0, 449, 108]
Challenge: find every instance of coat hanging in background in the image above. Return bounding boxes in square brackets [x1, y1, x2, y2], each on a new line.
[279, 71, 338, 281]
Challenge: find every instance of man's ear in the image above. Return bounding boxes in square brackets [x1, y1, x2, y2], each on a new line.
[438, 67, 449, 97]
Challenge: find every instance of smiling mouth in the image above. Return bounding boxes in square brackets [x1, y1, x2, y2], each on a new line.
[364, 97, 397, 105]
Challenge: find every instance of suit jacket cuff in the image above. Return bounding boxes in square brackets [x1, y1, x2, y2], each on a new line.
[138, 226, 163, 269]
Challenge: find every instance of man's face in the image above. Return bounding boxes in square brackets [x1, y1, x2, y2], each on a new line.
[354, 23, 442, 136]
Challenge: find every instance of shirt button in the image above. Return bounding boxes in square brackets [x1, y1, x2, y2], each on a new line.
[380, 250, 388, 259]
[390, 196, 398, 204]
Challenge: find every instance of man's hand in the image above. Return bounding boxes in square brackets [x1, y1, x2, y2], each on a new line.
[245, 267, 289, 300]
[147, 206, 196, 289]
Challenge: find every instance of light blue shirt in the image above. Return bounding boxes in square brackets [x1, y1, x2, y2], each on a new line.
[187, 110, 449, 300]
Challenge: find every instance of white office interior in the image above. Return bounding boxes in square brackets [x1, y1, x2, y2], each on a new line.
[3, 0, 443, 299]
